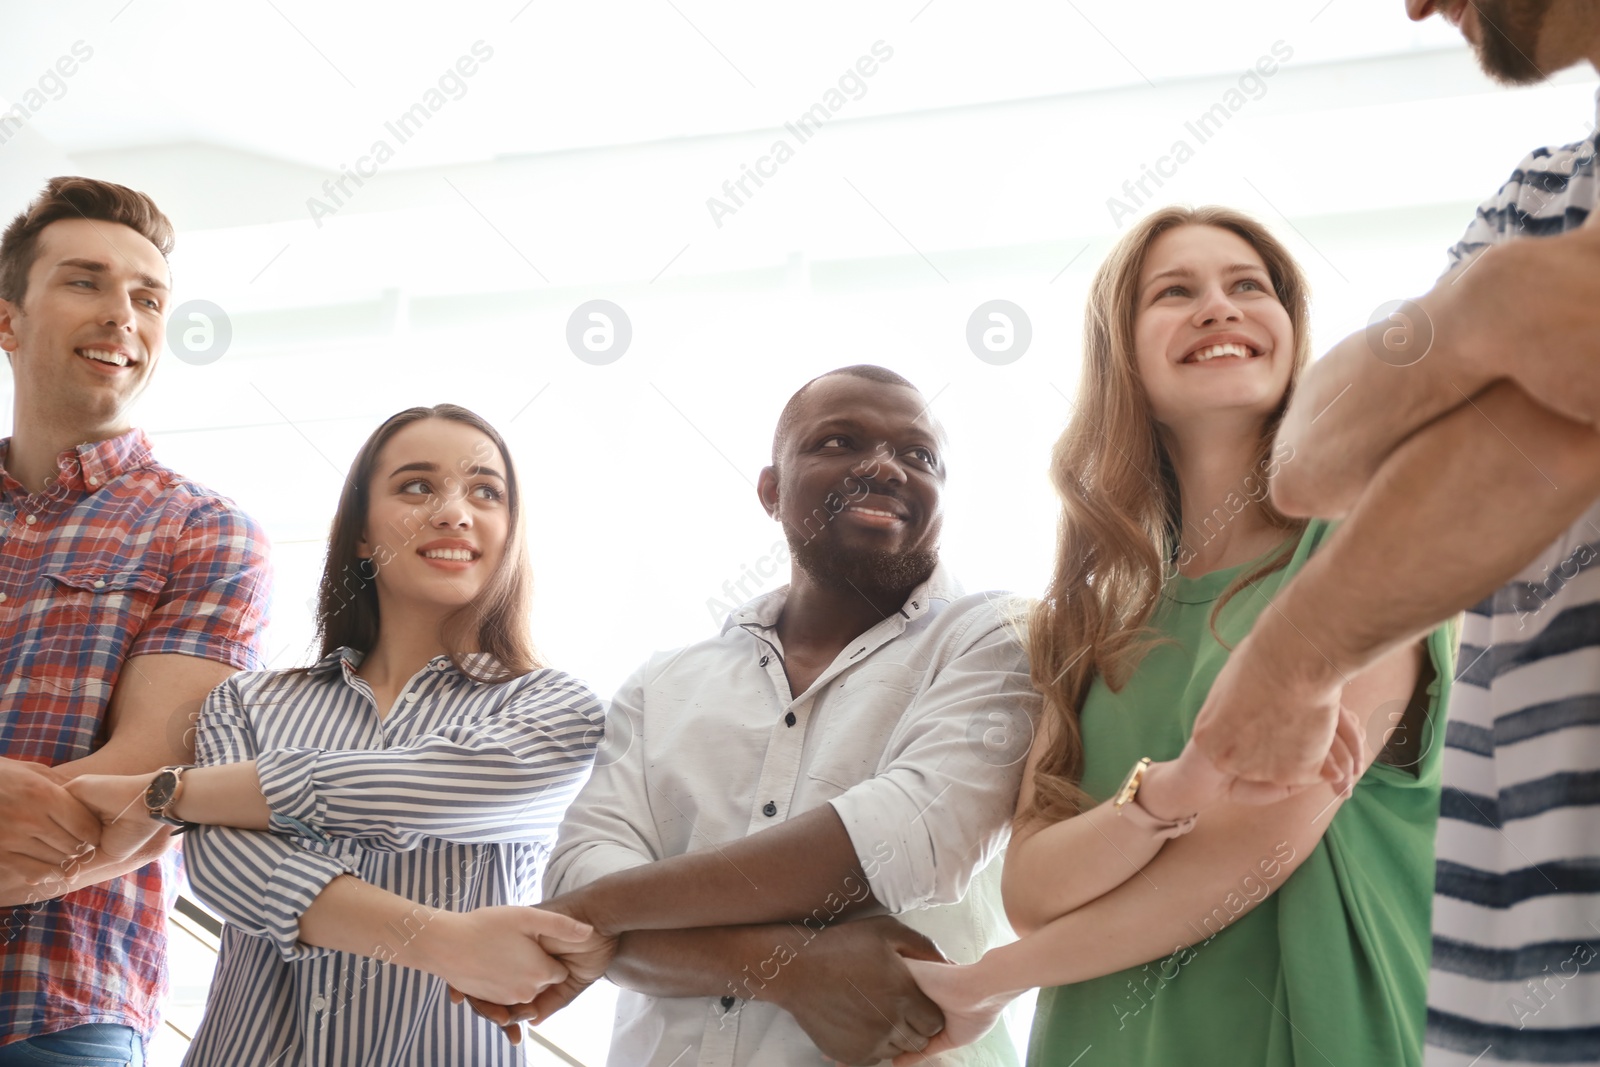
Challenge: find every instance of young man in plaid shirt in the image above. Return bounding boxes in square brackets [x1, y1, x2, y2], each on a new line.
[0, 177, 271, 1066]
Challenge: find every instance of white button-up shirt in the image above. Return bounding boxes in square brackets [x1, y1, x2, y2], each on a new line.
[547, 564, 1038, 1066]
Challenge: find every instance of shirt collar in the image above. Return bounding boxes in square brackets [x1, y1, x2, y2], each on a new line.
[0, 427, 155, 496]
[722, 560, 964, 635]
[310, 646, 502, 685]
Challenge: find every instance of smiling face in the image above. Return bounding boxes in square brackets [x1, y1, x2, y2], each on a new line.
[759, 374, 946, 598]
[357, 417, 511, 617]
[1132, 224, 1295, 436]
[0, 217, 170, 436]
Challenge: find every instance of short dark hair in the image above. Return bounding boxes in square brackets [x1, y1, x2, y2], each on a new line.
[0, 176, 175, 305]
[770, 364, 921, 467]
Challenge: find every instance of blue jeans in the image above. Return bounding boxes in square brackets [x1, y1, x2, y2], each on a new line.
[0, 1025, 143, 1067]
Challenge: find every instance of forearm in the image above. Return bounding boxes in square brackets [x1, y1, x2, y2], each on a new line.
[1003, 797, 1167, 935]
[1274, 289, 1493, 517]
[296, 873, 443, 969]
[172, 761, 271, 830]
[609, 924, 805, 1001]
[1269, 380, 1600, 680]
[977, 824, 1306, 997]
[54, 746, 182, 780]
[577, 805, 879, 935]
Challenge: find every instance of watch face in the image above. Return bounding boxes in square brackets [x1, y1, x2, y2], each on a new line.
[145, 769, 179, 811]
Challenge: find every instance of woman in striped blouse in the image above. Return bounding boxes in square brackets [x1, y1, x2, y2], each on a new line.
[69, 404, 604, 1066]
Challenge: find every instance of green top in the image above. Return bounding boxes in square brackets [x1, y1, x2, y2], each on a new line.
[1027, 520, 1453, 1067]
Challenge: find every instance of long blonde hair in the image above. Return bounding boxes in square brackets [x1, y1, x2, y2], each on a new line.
[1024, 206, 1313, 824]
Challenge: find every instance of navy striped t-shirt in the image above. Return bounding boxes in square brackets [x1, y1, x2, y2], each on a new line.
[1425, 92, 1600, 1067]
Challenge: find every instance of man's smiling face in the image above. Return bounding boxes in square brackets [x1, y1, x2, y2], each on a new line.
[0, 216, 170, 434]
[761, 373, 947, 599]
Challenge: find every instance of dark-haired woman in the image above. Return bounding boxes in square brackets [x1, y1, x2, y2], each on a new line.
[894, 210, 1454, 1066]
[70, 405, 602, 1065]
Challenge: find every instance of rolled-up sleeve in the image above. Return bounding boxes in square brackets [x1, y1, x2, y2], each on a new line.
[828, 616, 1039, 913]
[184, 676, 357, 961]
[543, 665, 662, 897]
[253, 671, 603, 851]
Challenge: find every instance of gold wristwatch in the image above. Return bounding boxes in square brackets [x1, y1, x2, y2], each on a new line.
[1113, 757, 1198, 839]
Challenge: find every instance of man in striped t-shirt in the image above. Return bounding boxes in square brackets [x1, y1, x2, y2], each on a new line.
[1187, 3, 1600, 1065]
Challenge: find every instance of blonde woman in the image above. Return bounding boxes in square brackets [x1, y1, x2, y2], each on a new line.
[898, 207, 1452, 1066]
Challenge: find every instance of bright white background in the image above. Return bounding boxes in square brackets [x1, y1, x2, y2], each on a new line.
[2, 1, 1596, 1063]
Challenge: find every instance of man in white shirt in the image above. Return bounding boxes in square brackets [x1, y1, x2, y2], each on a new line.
[485, 365, 1035, 1065]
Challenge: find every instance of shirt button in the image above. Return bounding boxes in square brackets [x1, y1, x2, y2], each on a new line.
[23, 514, 36, 525]
[720, 995, 737, 1011]
[0, 593, 8, 604]
[784, 712, 796, 727]
[762, 801, 777, 817]
[310, 994, 328, 1012]
[404, 692, 419, 702]
[87, 477, 100, 488]
[93, 579, 106, 589]
[758, 655, 769, 667]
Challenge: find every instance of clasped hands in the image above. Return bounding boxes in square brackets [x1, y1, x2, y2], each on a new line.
[0, 761, 167, 902]
[453, 902, 956, 1066]
[446, 893, 617, 1045]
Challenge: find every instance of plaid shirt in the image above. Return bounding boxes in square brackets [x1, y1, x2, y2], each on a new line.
[0, 427, 271, 1048]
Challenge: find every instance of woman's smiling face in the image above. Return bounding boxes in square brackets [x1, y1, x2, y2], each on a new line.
[1132, 224, 1295, 433]
[358, 417, 511, 613]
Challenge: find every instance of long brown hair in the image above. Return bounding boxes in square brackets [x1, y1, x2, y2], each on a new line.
[1025, 206, 1312, 824]
[312, 404, 542, 682]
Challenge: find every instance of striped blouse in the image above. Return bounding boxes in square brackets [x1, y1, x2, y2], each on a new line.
[180, 647, 602, 1067]
[1425, 92, 1600, 1067]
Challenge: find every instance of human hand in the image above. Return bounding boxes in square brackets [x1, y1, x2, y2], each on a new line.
[64, 773, 167, 863]
[769, 915, 948, 1066]
[1189, 621, 1353, 797]
[415, 904, 590, 1007]
[0, 758, 101, 898]
[450, 892, 617, 1042]
[890, 958, 1018, 1066]
[1141, 707, 1363, 815]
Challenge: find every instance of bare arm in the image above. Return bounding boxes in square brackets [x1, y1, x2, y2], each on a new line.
[1275, 221, 1600, 517]
[1272, 283, 1488, 518]
[1004, 632, 1420, 938]
[571, 804, 879, 936]
[293, 874, 587, 1005]
[477, 912, 950, 1065]
[897, 640, 1423, 1062]
[1195, 379, 1600, 785]
[1, 654, 235, 903]
[1001, 719, 1174, 935]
